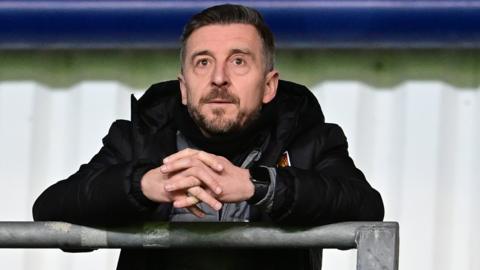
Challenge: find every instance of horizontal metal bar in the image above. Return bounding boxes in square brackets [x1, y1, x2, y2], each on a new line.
[0, 221, 397, 250]
[1, 1, 480, 48]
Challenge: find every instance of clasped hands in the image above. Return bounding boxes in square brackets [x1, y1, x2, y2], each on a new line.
[140, 148, 254, 217]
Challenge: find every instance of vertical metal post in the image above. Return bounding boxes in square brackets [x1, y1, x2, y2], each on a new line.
[308, 248, 323, 270]
[355, 223, 399, 270]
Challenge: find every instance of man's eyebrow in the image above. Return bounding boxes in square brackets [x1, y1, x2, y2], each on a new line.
[230, 48, 254, 57]
[189, 48, 254, 61]
[190, 50, 213, 61]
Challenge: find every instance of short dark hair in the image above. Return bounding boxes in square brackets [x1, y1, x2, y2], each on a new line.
[180, 4, 275, 72]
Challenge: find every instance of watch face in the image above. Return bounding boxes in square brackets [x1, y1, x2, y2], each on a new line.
[249, 166, 271, 185]
[252, 179, 269, 186]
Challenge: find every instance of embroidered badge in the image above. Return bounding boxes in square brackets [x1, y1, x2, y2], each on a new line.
[277, 151, 291, 168]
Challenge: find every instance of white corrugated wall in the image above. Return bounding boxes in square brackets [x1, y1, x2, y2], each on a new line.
[0, 80, 478, 270]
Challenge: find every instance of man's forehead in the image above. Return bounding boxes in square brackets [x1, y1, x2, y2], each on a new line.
[185, 24, 262, 54]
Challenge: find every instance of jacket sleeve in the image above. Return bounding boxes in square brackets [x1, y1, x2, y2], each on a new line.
[269, 124, 385, 225]
[32, 120, 171, 226]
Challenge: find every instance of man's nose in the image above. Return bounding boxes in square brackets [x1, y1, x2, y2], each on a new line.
[211, 63, 229, 86]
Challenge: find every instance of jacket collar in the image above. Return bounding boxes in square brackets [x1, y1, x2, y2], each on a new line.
[130, 80, 326, 154]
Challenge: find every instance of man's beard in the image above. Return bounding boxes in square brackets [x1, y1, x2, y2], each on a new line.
[187, 87, 262, 136]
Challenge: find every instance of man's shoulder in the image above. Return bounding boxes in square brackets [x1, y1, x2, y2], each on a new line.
[137, 80, 180, 108]
[277, 80, 320, 107]
[129, 80, 181, 131]
[278, 80, 310, 96]
[275, 80, 325, 125]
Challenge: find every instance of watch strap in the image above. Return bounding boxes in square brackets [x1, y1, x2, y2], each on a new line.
[246, 166, 271, 205]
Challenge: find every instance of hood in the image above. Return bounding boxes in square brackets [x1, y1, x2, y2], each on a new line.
[269, 80, 325, 146]
[131, 80, 325, 142]
[131, 80, 181, 133]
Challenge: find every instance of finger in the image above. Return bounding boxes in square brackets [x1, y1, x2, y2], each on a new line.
[188, 167, 222, 195]
[164, 149, 223, 172]
[163, 148, 199, 164]
[186, 193, 200, 204]
[164, 176, 201, 192]
[165, 165, 222, 195]
[173, 187, 222, 211]
[196, 151, 224, 172]
[188, 186, 222, 211]
[187, 205, 206, 218]
[160, 157, 196, 173]
[173, 195, 201, 208]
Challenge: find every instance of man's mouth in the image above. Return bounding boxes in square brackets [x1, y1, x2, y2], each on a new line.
[208, 99, 234, 104]
[200, 88, 240, 105]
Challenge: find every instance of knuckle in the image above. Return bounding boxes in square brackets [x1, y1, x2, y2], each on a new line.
[191, 167, 201, 175]
[198, 151, 207, 159]
[203, 174, 214, 185]
[173, 200, 183, 208]
[188, 186, 200, 196]
[202, 177, 212, 186]
[191, 158, 201, 166]
[188, 176, 199, 186]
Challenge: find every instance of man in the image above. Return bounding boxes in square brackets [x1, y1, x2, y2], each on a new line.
[33, 4, 384, 270]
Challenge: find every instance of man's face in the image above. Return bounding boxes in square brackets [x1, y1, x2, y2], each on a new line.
[179, 23, 278, 136]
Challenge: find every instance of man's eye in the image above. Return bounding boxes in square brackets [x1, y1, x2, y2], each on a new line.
[196, 59, 209, 66]
[233, 58, 244, 65]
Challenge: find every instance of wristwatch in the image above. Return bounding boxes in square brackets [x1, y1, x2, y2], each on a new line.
[246, 166, 271, 205]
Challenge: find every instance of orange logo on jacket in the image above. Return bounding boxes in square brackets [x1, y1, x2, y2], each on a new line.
[277, 151, 291, 168]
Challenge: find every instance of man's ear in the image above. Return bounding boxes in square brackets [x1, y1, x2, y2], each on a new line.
[262, 70, 279, 104]
[178, 73, 188, 105]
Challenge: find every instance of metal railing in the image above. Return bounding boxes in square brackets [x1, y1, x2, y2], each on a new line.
[0, 221, 399, 270]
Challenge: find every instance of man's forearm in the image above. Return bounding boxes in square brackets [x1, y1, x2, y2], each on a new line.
[33, 163, 167, 226]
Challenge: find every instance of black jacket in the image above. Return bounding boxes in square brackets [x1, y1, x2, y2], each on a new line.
[33, 80, 384, 269]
